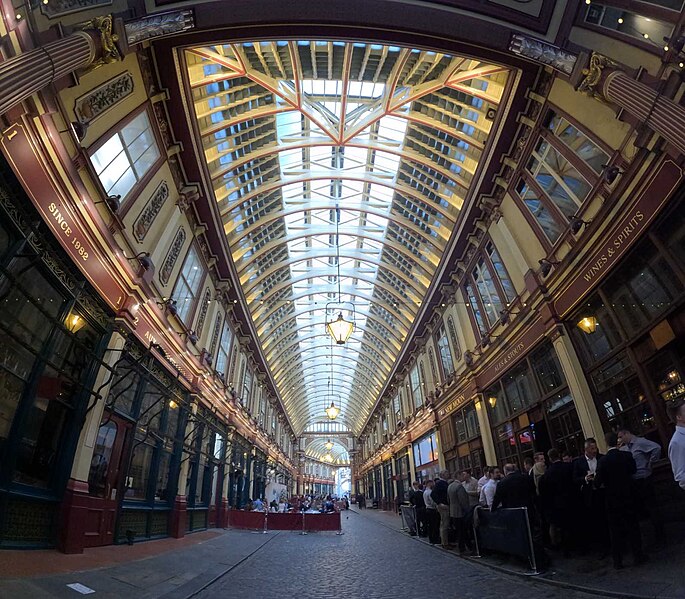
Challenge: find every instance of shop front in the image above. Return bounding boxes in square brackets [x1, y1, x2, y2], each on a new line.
[228, 435, 251, 509]
[483, 337, 584, 467]
[394, 450, 411, 503]
[93, 339, 188, 545]
[0, 166, 113, 547]
[566, 191, 685, 451]
[412, 431, 440, 482]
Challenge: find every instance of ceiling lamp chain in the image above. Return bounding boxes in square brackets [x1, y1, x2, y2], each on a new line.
[325, 204, 354, 345]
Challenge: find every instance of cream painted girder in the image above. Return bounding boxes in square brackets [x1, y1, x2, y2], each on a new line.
[183, 40, 509, 436]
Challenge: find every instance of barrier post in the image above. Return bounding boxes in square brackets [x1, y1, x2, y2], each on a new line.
[523, 507, 540, 575]
[263, 511, 268, 534]
[300, 511, 307, 535]
[471, 506, 482, 558]
[336, 511, 344, 535]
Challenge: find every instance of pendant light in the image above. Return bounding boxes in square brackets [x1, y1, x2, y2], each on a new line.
[325, 205, 354, 345]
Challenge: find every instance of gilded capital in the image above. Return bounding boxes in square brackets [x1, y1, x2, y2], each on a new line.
[76, 15, 122, 72]
[577, 52, 620, 102]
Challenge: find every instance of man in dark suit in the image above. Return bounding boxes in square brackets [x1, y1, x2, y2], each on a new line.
[572, 437, 608, 553]
[540, 448, 574, 555]
[491, 463, 535, 512]
[595, 432, 647, 569]
[492, 463, 547, 569]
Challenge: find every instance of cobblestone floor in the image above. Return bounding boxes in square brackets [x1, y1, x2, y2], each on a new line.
[194, 511, 605, 599]
[0, 511, 620, 599]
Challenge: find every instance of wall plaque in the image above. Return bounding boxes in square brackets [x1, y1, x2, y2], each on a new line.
[509, 33, 578, 75]
[74, 72, 134, 125]
[159, 226, 186, 286]
[125, 10, 195, 46]
[133, 180, 169, 242]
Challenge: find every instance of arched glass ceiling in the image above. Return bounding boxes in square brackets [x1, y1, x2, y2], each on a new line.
[306, 438, 350, 465]
[184, 40, 510, 436]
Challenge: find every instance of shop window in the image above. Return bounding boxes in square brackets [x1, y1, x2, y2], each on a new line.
[90, 110, 160, 204]
[435, 323, 454, 378]
[591, 351, 656, 438]
[484, 383, 509, 425]
[570, 295, 624, 365]
[127, 442, 154, 500]
[454, 403, 480, 444]
[656, 213, 685, 267]
[171, 245, 205, 325]
[605, 238, 683, 333]
[531, 342, 566, 393]
[503, 362, 537, 414]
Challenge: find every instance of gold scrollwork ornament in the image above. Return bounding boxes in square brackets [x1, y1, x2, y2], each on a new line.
[577, 52, 619, 103]
[77, 15, 122, 72]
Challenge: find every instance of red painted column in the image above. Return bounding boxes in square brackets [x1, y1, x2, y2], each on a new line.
[169, 495, 187, 538]
[58, 480, 90, 554]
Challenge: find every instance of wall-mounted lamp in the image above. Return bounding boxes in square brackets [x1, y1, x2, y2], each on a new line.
[569, 217, 592, 235]
[576, 316, 598, 334]
[538, 258, 560, 278]
[156, 298, 178, 317]
[488, 395, 498, 409]
[181, 329, 199, 345]
[94, 194, 121, 213]
[168, 399, 179, 410]
[58, 120, 89, 142]
[127, 251, 153, 271]
[602, 165, 623, 184]
[499, 308, 521, 326]
[64, 309, 86, 333]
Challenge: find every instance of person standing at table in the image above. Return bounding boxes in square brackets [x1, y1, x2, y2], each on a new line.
[423, 479, 440, 545]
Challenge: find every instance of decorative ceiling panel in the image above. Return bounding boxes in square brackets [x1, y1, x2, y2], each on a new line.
[184, 40, 510, 436]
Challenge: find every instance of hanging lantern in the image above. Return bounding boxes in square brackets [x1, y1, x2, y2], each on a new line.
[326, 312, 354, 345]
[325, 439, 334, 450]
[488, 395, 497, 409]
[64, 310, 86, 333]
[324, 453, 333, 463]
[325, 401, 340, 420]
[577, 316, 598, 334]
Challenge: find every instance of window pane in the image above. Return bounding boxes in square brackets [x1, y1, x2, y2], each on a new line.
[88, 421, 117, 497]
[464, 282, 486, 333]
[486, 242, 515, 302]
[127, 442, 153, 500]
[0, 367, 27, 452]
[530, 343, 566, 393]
[122, 112, 153, 145]
[132, 145, 160, 179]
[605, 239, 683, 332]
[98, 152, 132, 194]
[570, 294, 624, 365]
[91, 136, 124, 175]
[155, 451, 172, 501]
[548, 110, 609, 174]
[107, 167, 137, 200]
[436, 325, 454, 377]
[485, 383, 509, 424]
[518, 180, 563, 243]
[13, 366, 72, 487]
[503, 362, 537, 413]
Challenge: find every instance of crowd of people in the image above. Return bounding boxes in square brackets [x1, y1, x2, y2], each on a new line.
[244, 494, 349, 513]
[405, 424, 677, 571]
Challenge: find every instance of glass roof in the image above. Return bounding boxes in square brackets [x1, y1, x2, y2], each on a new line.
[184, 40, 509, 436]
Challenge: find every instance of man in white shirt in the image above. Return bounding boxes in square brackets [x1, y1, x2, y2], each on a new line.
[618, 427, 662, 520]
[460, 470, 480, 507]
[477, 467, 492, 493]
[479, 467, 501, 509]
[668, 398, 685, 492]
[423, 479, 440, 544]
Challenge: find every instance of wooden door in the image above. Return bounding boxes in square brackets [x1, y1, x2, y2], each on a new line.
[85, 414, 131, 547]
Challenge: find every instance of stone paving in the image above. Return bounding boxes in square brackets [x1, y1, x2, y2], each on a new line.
[193, 511, 603, 599]
[0, 509, 645, 599]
